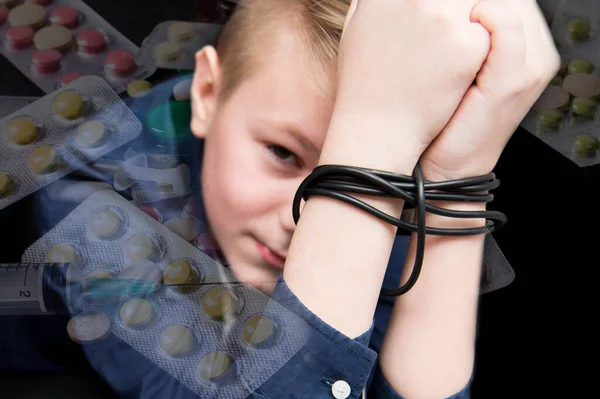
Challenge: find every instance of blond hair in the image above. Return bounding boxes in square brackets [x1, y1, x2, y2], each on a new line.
[214, 0, 351, 102]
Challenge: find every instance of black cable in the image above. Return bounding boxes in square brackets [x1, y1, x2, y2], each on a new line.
[291, 164, 507, 296]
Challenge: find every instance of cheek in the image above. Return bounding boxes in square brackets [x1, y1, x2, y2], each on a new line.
[201, 133, 274, 228]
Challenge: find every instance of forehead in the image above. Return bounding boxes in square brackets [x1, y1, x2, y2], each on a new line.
[227, 29, 335, 152]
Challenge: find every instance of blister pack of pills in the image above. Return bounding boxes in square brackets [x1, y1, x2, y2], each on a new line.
[0, 75, 142, 211]
[22, 189, 310, 399]
[136, 21, 222, 71]
[0, 95, 39, 118]
[119, 74, 198, 203]
[0, 0, 156, 94]
[480, 234, 515, 295]
[519, 0, 600, 167]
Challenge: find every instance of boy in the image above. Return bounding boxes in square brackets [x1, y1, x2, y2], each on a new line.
[1, 0, 558, 398]
[179, 0, 559, 397]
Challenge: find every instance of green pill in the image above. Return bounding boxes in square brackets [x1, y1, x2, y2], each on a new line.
[567, 18, 591, 41]
[568, 59, 595, 74]
[549, 76, 563, 86]
[571, 97, 597, 117]
[537, 109, 564, 130]
[573, 134, 600, 157]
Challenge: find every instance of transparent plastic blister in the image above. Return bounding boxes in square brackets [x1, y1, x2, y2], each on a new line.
[0, 0, 156, 94]
[518, 0, 600, 167]
[22, 189, 310, 399]
[0, 75, 142, 211]
[552, 0, 600, 51]
[136, 21, 222, 71]
[480, 234, 515, 295]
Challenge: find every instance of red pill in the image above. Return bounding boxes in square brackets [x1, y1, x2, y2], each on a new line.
[50, 6, 79, 29]
[60, 71, 85, 86]
[104, 49, 137, 77]
[138, 204, 161, 223]
[0, 7, 8, 26]
[195, 233, 218, 252]
[76, 29, 106, 55]
[32, 48, 62, 73]
[5, 26, 34, 50]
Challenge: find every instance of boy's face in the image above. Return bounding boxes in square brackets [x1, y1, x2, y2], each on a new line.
[191, 34, 335, 293]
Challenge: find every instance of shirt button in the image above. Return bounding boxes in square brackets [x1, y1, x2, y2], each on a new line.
[331, 380, 351, 399]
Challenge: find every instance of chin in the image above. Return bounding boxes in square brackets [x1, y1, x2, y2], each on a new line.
[227, 260, 280, 296]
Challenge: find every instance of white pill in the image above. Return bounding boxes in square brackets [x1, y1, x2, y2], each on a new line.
[173, 79, 192, 101]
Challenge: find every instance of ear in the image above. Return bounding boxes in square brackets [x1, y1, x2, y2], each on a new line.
[191, 45, 221, 139]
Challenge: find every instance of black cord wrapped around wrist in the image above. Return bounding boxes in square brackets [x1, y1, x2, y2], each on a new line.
[291, 164, 507, 296]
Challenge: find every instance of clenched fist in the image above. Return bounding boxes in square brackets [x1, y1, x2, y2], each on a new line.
[322, 0, 491, 174]
[420, 0, 561, 180]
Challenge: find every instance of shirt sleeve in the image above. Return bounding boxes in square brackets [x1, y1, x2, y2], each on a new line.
[250, 275, 378, 399]
[367, 362, 472, 399]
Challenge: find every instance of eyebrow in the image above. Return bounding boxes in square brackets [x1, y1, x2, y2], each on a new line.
[263, 120, 320, 155]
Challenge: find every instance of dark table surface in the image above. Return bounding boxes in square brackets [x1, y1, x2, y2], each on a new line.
[0, 1, 594, 398]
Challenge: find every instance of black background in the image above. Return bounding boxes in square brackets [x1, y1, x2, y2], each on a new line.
[0, 0, 593, 398]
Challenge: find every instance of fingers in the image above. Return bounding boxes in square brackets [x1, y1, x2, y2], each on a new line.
[470, 0, 527, 87]
[528, 0, 561, 78]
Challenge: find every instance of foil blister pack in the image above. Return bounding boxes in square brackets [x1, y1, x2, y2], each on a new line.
[136, 21, 222, 71]
[0, 75, 141, 211]
[0, 0, 156, 94]
[22, 189, 310, 399]
[519, 0, 600, 167]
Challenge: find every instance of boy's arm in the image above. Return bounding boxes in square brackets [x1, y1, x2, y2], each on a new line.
[377, 200, 486, 399]
[282, 155, 415, 339]
[374, 1, 559, 396]
[282, 0, 489, 341]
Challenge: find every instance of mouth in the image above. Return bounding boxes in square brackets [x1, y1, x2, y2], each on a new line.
[255, 240, 286, 269]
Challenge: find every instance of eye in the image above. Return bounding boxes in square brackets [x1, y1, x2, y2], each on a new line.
[267, 144, 300, 166]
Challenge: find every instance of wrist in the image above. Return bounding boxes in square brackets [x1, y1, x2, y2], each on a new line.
[420, 201, 487, 230]
[321, 114, 426, 176]
[419, 158, 495, 183]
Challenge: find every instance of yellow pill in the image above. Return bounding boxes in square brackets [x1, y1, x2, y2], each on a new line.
[76, 120, 107, 148]
[202, 287, 238, 320]
[127, 80, 152, 98]
[89, 208, 123, 239]
[28, 146, 58, 174]
[53, 91, 84, 120]
[125, 234, 157, 261]
[197, 352, 233, 381]
[159, 325, 196, 357]
[164, 259, 198, 286]
[242, 314, 276, 346]
[168, 22, 194, 42]
[6, 117, 38, 145]
[153, 41, 181, 63]
[0, 172, 13, 198]
[8, 3, 46, 29]
[120, 298, 154, 328]
[46, 242, 78, 263]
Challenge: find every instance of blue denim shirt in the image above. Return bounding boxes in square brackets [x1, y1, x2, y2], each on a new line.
[1, 236, 470, 399]
[0, 78, 471, 398]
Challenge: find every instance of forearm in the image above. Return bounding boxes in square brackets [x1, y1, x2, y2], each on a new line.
[283, 114, 421, 339]
[379, 199, 486, 399]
